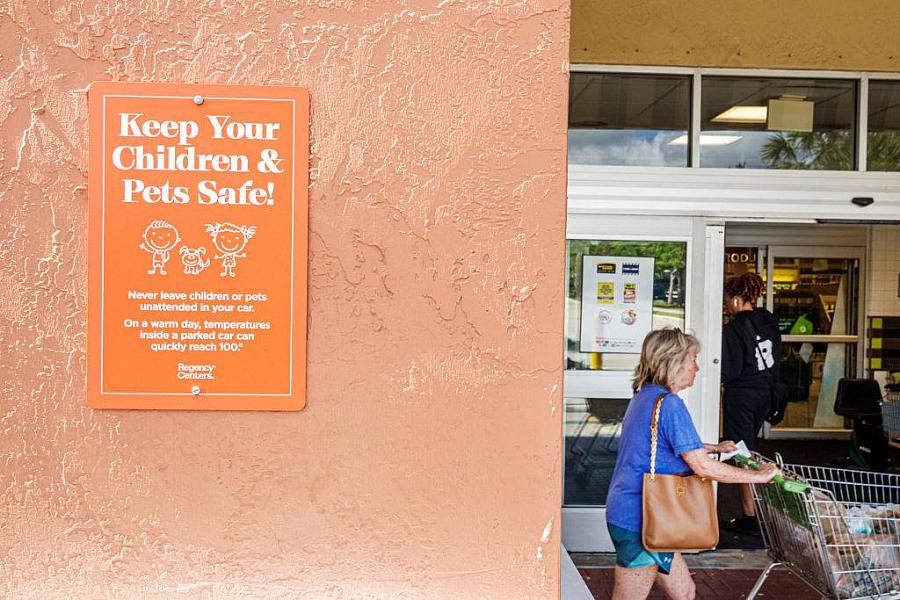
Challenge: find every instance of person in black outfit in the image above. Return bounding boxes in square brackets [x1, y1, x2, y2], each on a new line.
[721, 272, 782, 534]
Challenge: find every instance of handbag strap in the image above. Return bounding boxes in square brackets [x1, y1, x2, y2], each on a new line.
[648, 392, 667, 481]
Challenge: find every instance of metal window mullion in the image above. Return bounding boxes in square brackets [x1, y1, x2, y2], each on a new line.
[864, 225, 873, 378]
[857, 252, 866, 379]
[691, 71, 701, 168]
[858, 74, 869, 172]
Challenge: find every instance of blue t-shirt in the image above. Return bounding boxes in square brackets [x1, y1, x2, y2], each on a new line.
[605, 384, 704, 533]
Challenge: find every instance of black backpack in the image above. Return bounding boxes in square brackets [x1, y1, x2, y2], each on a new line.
[738, 317, 788, 426]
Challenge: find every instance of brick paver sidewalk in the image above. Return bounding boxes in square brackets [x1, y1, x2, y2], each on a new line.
[579, 567, 822, 599]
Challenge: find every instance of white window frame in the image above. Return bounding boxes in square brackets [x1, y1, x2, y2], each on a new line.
[571, 64, 900, 172]
[561, 216, 724, 553]
[568, 65, 900, 222]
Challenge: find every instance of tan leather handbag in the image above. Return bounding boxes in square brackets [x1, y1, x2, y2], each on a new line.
[641, 392, 719, 552]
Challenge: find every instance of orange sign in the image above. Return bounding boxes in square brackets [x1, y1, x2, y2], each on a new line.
[87, 82, 308, 410]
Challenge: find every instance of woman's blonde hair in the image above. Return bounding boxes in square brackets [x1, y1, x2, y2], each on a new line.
[632, 328, 700, 392]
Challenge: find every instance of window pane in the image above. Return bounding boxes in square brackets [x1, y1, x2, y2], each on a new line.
[566, 240, 687, 371]
[776, 342, 856, 429]
[564, 397, 627, 505]
[700, 76, 856, 169]
[771, 256, 859, 336]
[568, 73, 691, 167]
[867, 80, 900, 171]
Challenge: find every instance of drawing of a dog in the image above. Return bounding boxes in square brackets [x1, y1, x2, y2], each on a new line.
[180, 247, 210, 275]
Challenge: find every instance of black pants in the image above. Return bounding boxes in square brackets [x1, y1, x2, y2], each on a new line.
[723, 385, 769, 452]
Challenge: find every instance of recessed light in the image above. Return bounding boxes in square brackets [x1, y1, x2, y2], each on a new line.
[711, 105, 768, 124]
[669, 134, 743, 146]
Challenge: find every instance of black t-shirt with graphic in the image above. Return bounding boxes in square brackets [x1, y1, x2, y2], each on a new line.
[721, 308, 782, 389]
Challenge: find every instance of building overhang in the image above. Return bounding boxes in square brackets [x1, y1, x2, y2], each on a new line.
[568, 165, 900, 222]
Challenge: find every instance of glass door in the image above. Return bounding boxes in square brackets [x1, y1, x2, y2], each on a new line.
[562, 215, 724, 551]
[764, 246, 865, 435]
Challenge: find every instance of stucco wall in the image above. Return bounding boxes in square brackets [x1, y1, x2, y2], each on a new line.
[0, 2, 569, 597]
[573, 0, 900, 70]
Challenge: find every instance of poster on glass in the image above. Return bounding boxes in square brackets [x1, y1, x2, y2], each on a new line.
[579, 256, 655, 353]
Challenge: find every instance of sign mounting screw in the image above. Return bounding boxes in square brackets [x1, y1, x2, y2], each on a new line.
[193, 95, 204, 106]
[191, 385, 201, 395]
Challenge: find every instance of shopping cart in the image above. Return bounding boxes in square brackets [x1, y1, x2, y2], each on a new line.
[736, 453, 900, 599]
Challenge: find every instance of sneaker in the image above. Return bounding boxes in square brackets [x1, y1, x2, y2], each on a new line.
[722, 515, 760, 536]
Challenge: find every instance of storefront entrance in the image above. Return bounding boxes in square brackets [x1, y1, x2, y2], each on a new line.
[562, 61, 900, 554]
[562, 221, 873, 552]
[725, 225, 866, 438]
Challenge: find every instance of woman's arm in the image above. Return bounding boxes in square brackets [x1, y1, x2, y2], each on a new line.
[681, 448, 779, 484]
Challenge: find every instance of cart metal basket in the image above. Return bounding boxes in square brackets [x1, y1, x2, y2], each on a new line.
[738, 453, 900, 600]
[884, 386, 900, 439]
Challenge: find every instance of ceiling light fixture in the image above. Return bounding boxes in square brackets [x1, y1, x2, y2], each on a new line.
[767, 96, 814, 132]
[711, 105, 768, 124]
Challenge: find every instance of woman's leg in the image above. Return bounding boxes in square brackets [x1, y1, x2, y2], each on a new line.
[654, 553, 695, 600]
[740, 391, 769, 518]
[612, 564, 657, 600]
[723, 386, 764, 521]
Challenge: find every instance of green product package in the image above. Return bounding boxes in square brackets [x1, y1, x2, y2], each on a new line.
[790, 313, 814, 335]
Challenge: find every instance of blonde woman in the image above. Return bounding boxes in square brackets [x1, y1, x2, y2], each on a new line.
[605, 328, 780, 600]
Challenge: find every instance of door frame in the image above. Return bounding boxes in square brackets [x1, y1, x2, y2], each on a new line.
[561, 215, 725, 551]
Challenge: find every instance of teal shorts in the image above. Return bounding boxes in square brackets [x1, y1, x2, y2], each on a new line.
[607, 523, 674, 575]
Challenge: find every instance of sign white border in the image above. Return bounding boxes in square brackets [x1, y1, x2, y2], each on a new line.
[99, 94, 297, 397]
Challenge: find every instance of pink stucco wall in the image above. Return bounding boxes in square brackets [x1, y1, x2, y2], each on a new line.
[1, 2, 569, 597]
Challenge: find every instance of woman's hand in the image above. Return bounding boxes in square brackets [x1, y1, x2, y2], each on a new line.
[703, 440, 737, 454]
[682, 448, 782, 484]
[715, 440, 737, 453]
[755, 463, 781, 483]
